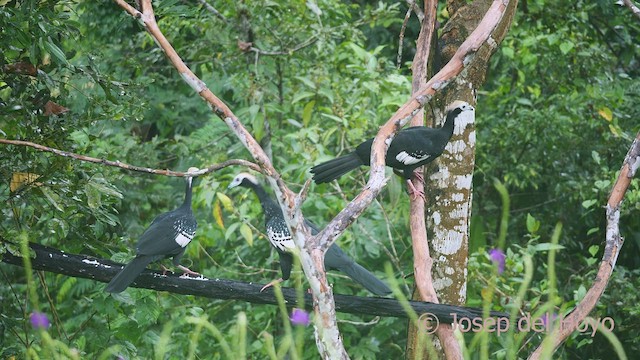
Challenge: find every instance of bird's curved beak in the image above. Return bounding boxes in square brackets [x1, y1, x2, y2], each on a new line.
[227, 183, 237, 190]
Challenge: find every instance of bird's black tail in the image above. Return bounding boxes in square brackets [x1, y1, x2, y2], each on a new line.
[105, 256, 154, 293]
[340, 262, 392, 296]
[311, 153, 363, 183]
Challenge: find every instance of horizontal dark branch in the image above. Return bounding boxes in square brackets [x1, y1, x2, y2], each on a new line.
[2, 242, 507, 323]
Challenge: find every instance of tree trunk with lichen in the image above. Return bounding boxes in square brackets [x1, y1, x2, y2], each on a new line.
[406, 0, 518, 359]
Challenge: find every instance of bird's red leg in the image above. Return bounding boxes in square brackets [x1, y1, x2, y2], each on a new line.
[260, 278, 284, 292]
[406, 179, 425, 202]
[413, 169, 424, 184]
[160, 264, 170, 275]
[177, 264, 201, 277]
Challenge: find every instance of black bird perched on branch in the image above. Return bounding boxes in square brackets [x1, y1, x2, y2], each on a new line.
[228, 173, 392, 296]
[310, 101, 475, 197]
[105, 167, 200, 293]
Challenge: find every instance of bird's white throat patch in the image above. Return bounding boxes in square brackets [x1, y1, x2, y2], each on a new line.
[175, 231, 194, 247]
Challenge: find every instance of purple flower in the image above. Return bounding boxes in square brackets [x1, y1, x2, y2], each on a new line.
[541, 312, 558, 328]
[29, 311, 50, 330]
[488, 248, 506, 274]
[289, 308, 310, 326]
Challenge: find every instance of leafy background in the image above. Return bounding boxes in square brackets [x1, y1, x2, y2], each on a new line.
[1, 0, 639, 358]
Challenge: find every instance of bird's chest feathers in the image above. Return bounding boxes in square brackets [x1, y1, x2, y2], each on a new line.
[267, 225, 295, 252]
[173, 220, 196, 248]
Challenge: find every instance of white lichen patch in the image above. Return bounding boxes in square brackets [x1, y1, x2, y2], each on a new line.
[82, 259, 100, 266]
[455, 174, 473, 189]
[432, 229, 464, 255]
[468, 130, 476, 145]
[429, 166, 450, 182]
[180, 72, 206, 93]
[445, 266, 454, 275]
[180, 274, 208, 281]
[447, 139, 468, 154]
[432, 211, 442, 225]
[449, 202, 469, 220]
[433, 276, 454, 291]
[458, 281, 467, 301]
[451, 192, 464, 202]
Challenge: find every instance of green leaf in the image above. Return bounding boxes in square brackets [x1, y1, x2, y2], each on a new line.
[239, 223, 253, 246]
[225, 222, 240, 240]
[319, 113, 345, 124]
[581, 199, 597, 209]
[302, 100, 315, 126]
[213, 200, 224, 229]
[44, 38, 69, 65]
[588, 245, 599, 257]
[41, 187, 64, 211]
[598, 107, 613, 122]
[526, 213, 540, 234]
[574, 284, 587, 301]
[295, 76, 316, 90]
[533, 243, 565, 252]
[89, 178, 123, 199]
[85, 183, 101, 209]
[216, 192, 233, 211]
[559, 41, 574, 54]
[291, 91, 315, 104]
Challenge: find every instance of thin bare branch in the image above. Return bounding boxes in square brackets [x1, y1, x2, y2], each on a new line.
[248, 35, 319, 56]
[0, 138, 260, 176]
[406, 0, 425, 21]
[397, 5, 413, 68]
[528, 131, 639, 359]
[196, 0, 228, 22]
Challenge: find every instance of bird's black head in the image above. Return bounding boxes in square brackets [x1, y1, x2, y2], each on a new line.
[228, 172, 260, 189]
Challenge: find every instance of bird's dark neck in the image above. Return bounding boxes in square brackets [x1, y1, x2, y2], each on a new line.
[441, 108, 459, 138]
[245, 182, 282, 220]
[181, 177, 194, 210]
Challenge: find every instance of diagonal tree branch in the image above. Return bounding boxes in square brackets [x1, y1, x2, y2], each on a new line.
[622, 0, 640, 20]
[0, 139, 260, 176]
[113, 1, 347, 357]
[528, 131, 639, 359]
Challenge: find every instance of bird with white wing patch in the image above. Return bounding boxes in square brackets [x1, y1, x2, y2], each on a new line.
[310, 101, 475, 199]
[105, 167, 200, 293]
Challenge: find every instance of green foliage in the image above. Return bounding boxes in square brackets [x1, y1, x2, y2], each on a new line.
[1, 0, 639, 358]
